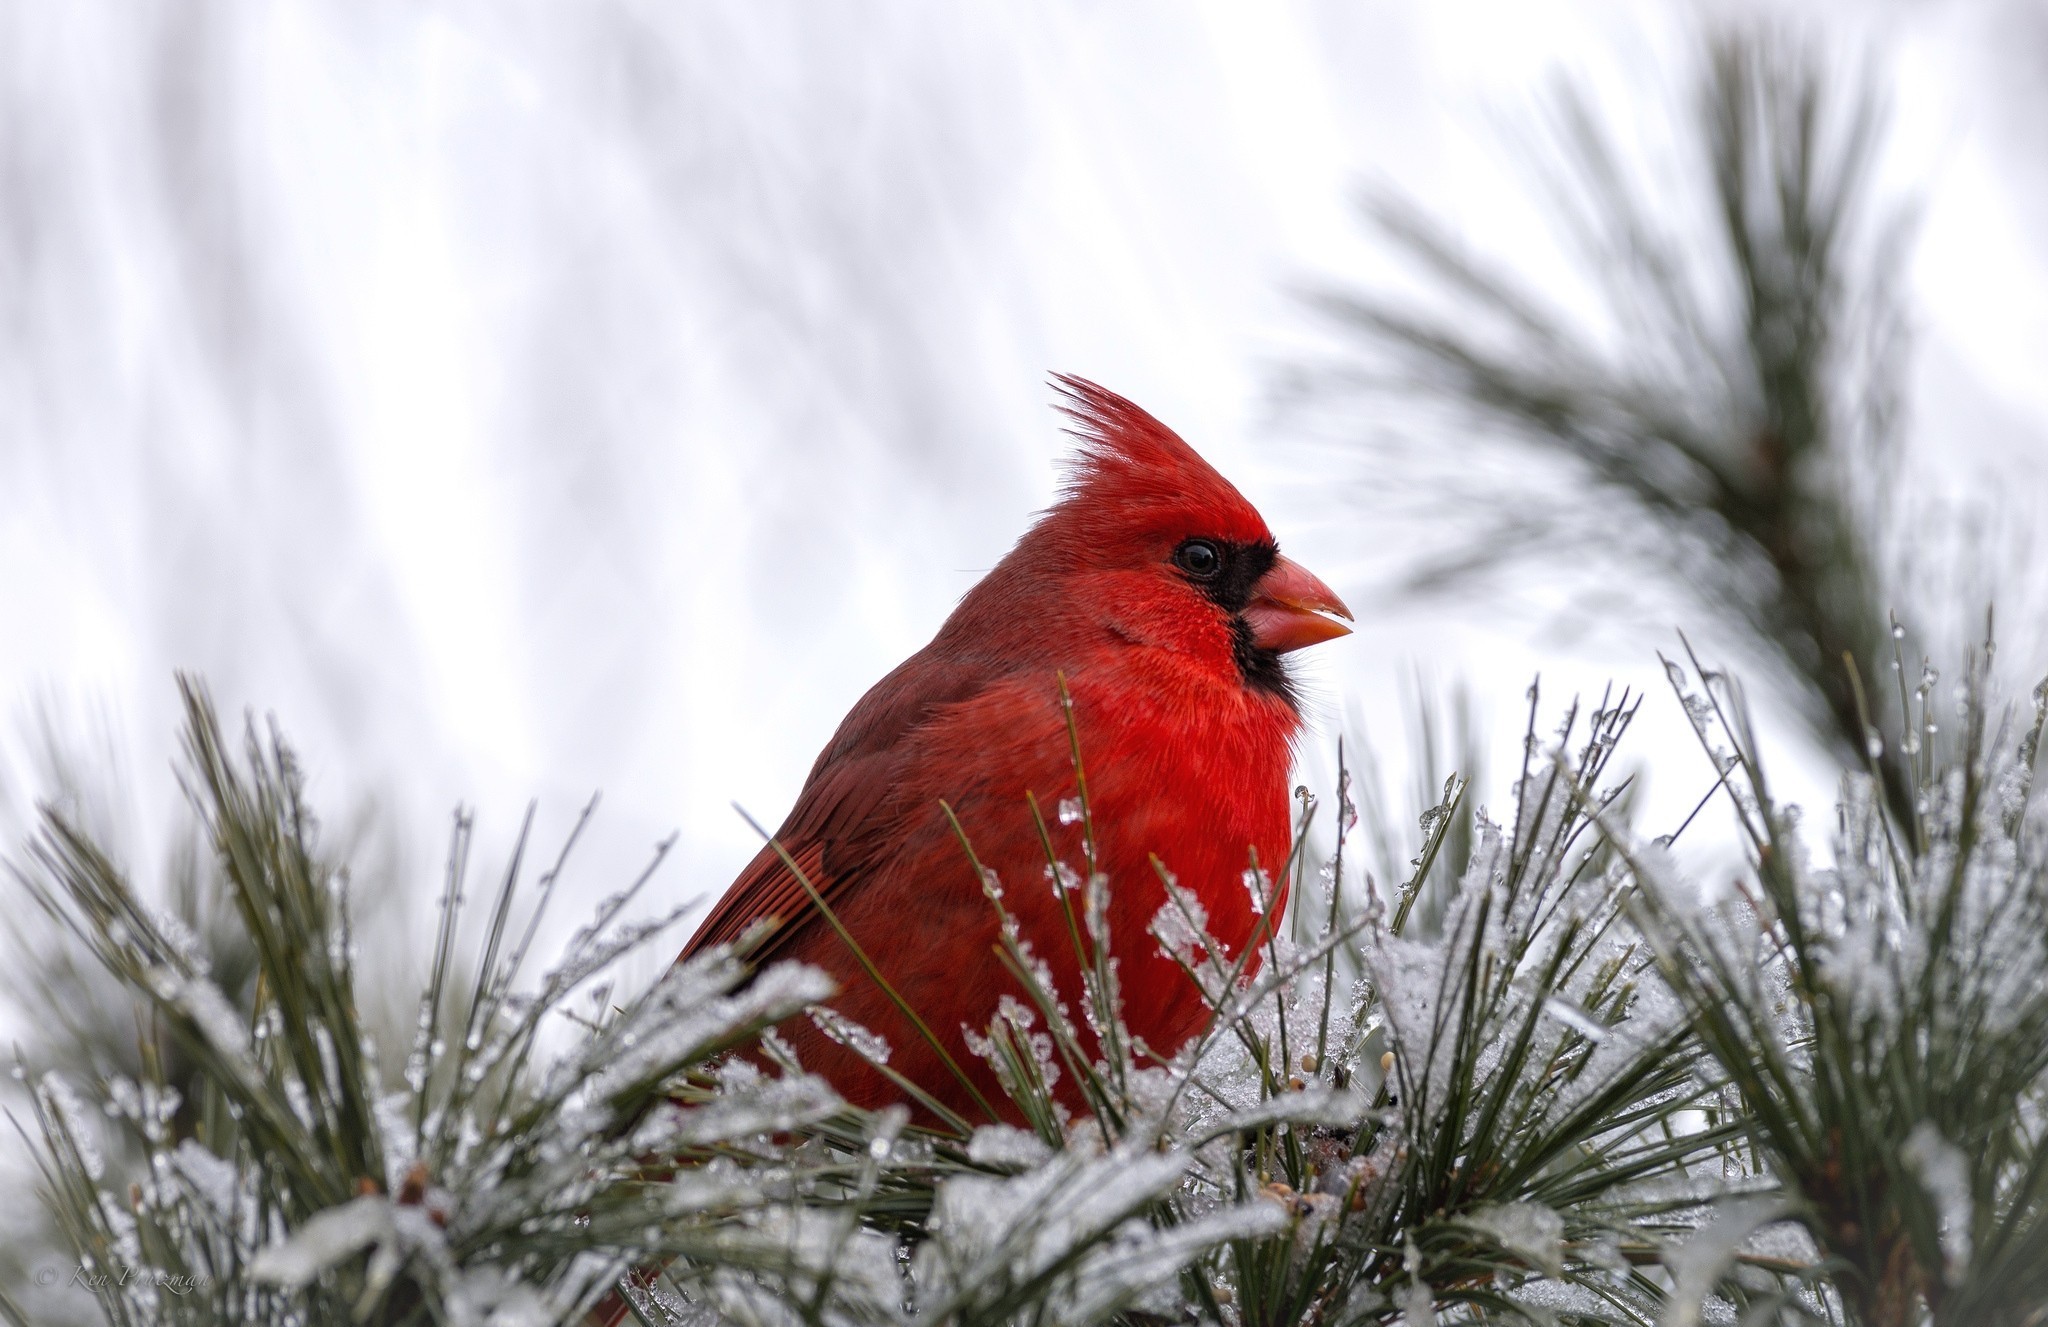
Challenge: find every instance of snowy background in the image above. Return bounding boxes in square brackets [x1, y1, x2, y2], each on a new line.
[3, 0, 2047, 967]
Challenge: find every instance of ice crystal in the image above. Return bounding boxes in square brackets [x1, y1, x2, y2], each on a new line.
[250, 1195, 407, 1288]
[1901, 1122, 1972, 1284]
[171, 1138, 240, 1217]
[1658, 1198, 1786, 1327]
[968, 1124, 1055, 1170]
[810, 1006, 892, 1064]
[1242, 866, 1272, 915]
[916, 1139, 1282, 1324]
[585, 959, 833, 1106]
[150, 967, 260, 1082]
[1363, 931, 1456, 1117]
[1400, 1237, 1435, 1326]
[1460, 1202, 1565, 1278]
[41, 1071, 104, 1180]
[634, 1073, 840, 1152]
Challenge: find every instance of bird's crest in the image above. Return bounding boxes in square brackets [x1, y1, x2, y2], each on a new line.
[1046, 374, 1272, 546]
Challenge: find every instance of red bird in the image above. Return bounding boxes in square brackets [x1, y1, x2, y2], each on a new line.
[685, 377, 1351, 1120]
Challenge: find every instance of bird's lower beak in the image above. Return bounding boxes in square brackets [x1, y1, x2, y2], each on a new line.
[1242, 555, 1353, 654]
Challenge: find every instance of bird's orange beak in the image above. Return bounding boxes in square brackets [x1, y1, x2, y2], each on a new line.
[1243, 555, 1353, 653]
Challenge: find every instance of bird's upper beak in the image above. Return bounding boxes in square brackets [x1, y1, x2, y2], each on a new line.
[1242, 555, 1353, 653]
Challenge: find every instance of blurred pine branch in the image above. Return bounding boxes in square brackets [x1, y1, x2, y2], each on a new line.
[1309, 30, 1920, 826]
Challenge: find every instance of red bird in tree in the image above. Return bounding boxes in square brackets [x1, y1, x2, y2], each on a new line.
[686, 376, 1351, 1121]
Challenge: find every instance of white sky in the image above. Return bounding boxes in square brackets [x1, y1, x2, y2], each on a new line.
[3, 0, 2046, 980]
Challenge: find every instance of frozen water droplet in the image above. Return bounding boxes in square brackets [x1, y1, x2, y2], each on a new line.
[869, 1136, 892, 1161]
[1865, 729, 1885, 760]
[1242, 868, 1270, 915]
[1892, 622, 1906, 640]
[1057, 797, 1083, 825]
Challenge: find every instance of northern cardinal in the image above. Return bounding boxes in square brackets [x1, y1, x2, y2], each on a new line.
[687, 377, 1350, 1120]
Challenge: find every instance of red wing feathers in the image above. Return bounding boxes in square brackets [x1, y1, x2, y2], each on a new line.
[680, 651, 995, 967]
[681, 838, 828, 964]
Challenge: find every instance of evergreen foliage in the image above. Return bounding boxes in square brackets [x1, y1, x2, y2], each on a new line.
[7, 648, 2045, 1325]
[1310, 31, 1918, 825]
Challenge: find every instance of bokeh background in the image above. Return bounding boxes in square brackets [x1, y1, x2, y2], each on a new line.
[4, 0, 2047, 1120]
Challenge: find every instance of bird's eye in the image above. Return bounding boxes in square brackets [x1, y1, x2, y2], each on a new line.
[1174, 539, 1223, 579]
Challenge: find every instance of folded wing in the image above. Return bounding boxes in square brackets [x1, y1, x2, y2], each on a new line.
[679, 651, 994, 967]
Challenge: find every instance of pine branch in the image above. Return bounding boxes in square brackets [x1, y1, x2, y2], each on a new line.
[1634, 643, 2048, 1326]
[1310, 28, 1919, 826]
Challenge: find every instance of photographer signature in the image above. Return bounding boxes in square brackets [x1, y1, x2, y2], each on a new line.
[34, 1263, 212, 1295]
